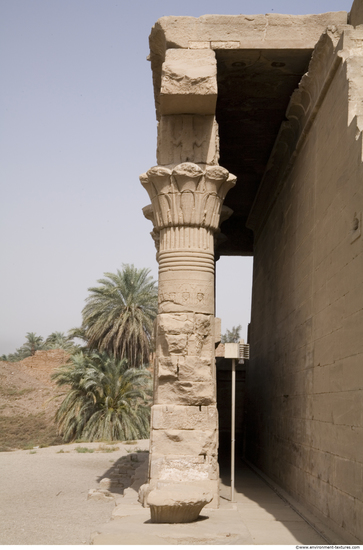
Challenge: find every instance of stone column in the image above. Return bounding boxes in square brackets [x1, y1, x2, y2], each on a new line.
[139, 47, 236, 508]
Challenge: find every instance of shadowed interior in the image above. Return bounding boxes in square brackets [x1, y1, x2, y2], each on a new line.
[216, 48, 312, 256]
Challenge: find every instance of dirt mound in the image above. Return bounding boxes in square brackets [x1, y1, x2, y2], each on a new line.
[0, 350, 69, 451]
[19, 349, 69, 385]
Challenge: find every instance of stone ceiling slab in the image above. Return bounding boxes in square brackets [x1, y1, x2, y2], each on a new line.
[148, 11, 349, 256]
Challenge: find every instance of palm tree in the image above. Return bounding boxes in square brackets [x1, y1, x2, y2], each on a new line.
[80, 264, 158, 367]
[45, 331, 78, 352]
[21, 332, 45, 356]
[221, 325, 242, 343]
[52, 351, 152, 442]
[67, 326, 88, 344]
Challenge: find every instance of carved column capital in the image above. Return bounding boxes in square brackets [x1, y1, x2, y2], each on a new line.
[140, 162, 236, 234]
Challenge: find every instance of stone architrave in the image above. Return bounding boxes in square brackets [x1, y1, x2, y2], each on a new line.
[159, 49, 218, 115]
[139, 46, 236, 514]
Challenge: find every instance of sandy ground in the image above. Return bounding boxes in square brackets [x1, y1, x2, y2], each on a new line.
[0, 437, 340, 546]
[0, 439, 149, 545]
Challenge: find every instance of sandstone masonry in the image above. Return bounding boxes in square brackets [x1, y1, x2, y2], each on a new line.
[141, 2, 363, 539]
[140, 47, 235, 509]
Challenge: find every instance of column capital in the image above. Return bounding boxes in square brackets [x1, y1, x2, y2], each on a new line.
[140, 162, 236, 233]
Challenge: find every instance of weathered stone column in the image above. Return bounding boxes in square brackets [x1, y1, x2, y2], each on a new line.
[139, 46, 236, 510]
[141, 164, 235, 506]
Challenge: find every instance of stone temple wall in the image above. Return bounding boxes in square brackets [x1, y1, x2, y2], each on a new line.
[247, 28, 363, 543]
[144, 7, 363, 535]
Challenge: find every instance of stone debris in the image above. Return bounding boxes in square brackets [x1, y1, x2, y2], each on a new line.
[147, 484, 213, 523]
[88, 451, 149, 503]
[99, 477, 124, 490]
[87, 488, 114, 502]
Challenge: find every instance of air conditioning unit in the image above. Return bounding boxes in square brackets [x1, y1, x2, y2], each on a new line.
[239, 342, 250, 360]
[224, 340, 250, 360]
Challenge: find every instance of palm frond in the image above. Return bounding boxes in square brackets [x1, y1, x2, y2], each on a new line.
[52, 351, 152, 443]
[80, 264, 157, 367]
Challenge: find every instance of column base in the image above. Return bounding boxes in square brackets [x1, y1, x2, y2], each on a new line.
[139, 478, 219, 511]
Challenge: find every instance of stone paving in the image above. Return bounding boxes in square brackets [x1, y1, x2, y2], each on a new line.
[92, 459, 333, 545]
[0, 439, 345, 545]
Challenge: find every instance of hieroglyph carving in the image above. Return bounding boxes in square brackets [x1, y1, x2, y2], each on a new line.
[157, 115, 219, 165]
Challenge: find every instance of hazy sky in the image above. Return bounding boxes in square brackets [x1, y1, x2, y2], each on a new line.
[1, 0, 353, 354]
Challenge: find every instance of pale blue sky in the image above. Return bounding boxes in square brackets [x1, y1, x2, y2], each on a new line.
[1, 0, 353, 353]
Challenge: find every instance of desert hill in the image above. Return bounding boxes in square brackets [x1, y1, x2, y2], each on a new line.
[0, 350, 69, 451]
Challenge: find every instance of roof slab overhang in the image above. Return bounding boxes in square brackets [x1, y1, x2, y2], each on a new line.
[149, 12, 349, 256]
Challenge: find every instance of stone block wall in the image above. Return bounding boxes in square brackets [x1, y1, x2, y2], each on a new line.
[247, 29, 363, 543]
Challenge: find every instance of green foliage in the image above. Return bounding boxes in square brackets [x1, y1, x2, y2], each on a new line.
[22, 332, 45, 356]
[0, 387, 35, 397]
[52, 351, 152, 443]
[45, 332, 79, 352]
[79, 264, 158, 367]
[4, 332, 45, 362]
[96, 444, 119, 452]
[221, 325, 242, 344]
[1, 265, 157, 368]
[75, 446, 94, 453]
[67, 327, 88, 346]
[2, 331, 80, 362]
[5, 350, 27, 362]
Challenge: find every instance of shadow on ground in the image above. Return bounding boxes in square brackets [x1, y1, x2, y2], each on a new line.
[96, 448, 149, 496]
[219, 455, 327, 545]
